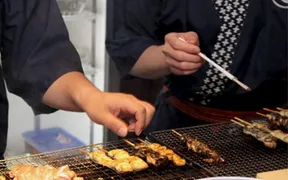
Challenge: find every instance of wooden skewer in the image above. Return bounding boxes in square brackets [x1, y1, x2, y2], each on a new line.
[256, 112, 267, 117]
[79, 149, 90, 156]
[123, 139, 136, 147]
[93, 145, 107, 153]
[171, 129, 183, 137]
[277, 107, 288, 111]
[263, 108, 279, 114]
[137, 138, 147, 144]
[233, 117, 252, 126]
[231, 119, 245, 127]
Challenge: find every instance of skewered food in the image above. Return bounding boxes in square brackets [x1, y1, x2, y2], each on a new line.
[171, 130, 224, 164]
[242, 124, 277, 148]
[133, 143, 169, 167]
[136, 141, 186, 166]
[0, 175, 5, 180]
[8, 164, 83, 180]
[83, 148, 148, 173]
[232, 118, 278, 148]
[258, 112, 288, 132]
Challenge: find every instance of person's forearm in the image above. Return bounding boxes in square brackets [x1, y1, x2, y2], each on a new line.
[42, 72, 100, 112]
[129, 45, 170, 79]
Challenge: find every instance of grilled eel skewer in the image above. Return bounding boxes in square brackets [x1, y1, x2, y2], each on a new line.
[134, 141, 186, 166]
[258, 112, 288, 132]
[232, 119, 278, 149]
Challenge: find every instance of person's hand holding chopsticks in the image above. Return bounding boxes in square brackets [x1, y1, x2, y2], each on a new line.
[162, 32, 205, 75]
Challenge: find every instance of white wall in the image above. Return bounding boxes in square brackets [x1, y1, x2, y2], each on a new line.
[5, 0, 107, 157]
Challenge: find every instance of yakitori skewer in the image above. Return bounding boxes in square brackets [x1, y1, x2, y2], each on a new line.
[136, 138, 186, 166]
[123, 139, 169, 168]
[257, 112, 288, 131]
[171, 130, 225, 164]
[233, 117, 288, 144]
[232, 118, 278, 148]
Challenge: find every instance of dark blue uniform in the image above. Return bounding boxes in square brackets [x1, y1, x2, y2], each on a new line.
[0, 0, 83, 158]
[106, 0, 287, 133]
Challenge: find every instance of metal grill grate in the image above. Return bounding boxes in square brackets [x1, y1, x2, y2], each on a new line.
[0, 139, 211, 180]
[148, 122, 288, 177]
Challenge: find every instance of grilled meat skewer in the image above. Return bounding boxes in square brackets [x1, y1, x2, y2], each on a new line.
[258, 112, 288, 132]
[134, 144, 169, 167]
[232, 119, 278, 148]
[8, 164, 83, 180]
[135, 142, 186, 166]
[0, 176, 5, 180]
[180, 134, 225, 164]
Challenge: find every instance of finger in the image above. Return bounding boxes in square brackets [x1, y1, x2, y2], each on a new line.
[166, 56, 203, 71]
[182, 32, 199, 46]
[163, 44, 202, 63]
[99, 113, 128, 137]
[120, 97, 147, 136]
[165, 33, 200, 53]
[139, 101, 155, 128]
[170, 66, 198, 75]
[128, 119, 136, 132]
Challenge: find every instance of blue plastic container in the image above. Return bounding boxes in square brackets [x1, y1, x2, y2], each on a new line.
[22, 127, 86, 153]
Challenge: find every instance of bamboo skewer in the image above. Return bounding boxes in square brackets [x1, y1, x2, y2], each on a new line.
[231, 119, 245, 127]
[178, 37, 251, 91]
[256, 112, 268, 118]
[234, 117, 251, 126]
[263, 108, 279, 114]
[277, 107, 287, 111]
[123, 139, 136, 147]
[171, 129, 183, 137]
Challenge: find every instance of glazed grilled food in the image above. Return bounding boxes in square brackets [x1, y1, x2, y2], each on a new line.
[134, 143, 186, 166]
[252, 122, 288, 144]
[134, 144, 169, 167]
[265, 114, 288, 132]
[8, 164, 83, 180]
[0, 175, 5, 180]
[88, 149, 148, 173]
[180, 135, 225, 164]
[243, 124, 277, 148]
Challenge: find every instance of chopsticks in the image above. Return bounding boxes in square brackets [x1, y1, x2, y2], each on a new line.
[178, 37, 251, 91]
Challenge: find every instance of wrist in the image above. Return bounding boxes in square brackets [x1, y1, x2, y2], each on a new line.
[69, 73, 102, 111]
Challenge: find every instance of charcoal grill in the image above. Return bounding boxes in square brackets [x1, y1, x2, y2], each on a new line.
[0, 139, 211, 180]
[148, 122, 288, 177]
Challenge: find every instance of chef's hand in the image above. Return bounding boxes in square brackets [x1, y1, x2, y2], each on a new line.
[162, 32, 204, 75]
[42, 72, 155, 137]
[81, 90, 155, 137]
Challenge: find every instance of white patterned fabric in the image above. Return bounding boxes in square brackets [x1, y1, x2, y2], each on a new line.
[197, 0, 250, 105]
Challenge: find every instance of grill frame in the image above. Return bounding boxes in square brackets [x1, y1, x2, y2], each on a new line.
[0, 139, 211, 180]
[148, 122, 288, 177]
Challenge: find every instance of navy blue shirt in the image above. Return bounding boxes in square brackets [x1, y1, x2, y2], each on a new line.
[0, 0, 83, 158]
[106, 0, 287, 110]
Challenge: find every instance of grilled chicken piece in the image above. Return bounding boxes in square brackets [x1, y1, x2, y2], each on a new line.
[88, 149, 148, 173]
[243, 125, 277, 148]
[181, 135, 225, 164]
[146, 143, 186, 166]
[252, 122, 288, 143]
[135, 146, 169, 167]
[9, 164, 82, 180]
[279, 110, 288, 118]
[265, 114, 288, 132]
[0, 175, 5, 180]
[108, 149, 130, 160]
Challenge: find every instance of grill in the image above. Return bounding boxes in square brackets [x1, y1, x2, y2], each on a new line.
[148, 122, 288, 177]
[0, 139, 211, 180]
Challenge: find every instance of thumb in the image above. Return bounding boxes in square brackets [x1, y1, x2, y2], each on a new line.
[101, 113, 129, 137]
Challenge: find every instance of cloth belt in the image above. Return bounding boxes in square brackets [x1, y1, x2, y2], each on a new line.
[163, 86, 266, 123]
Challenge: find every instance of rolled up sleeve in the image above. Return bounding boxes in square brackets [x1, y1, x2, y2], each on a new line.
[1, 0, 83, 115]
[106, 0, 164, 78]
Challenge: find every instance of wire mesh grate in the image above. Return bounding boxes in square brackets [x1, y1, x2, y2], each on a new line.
[148, 122, 288, 177]
[0, 139, 211, 180]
